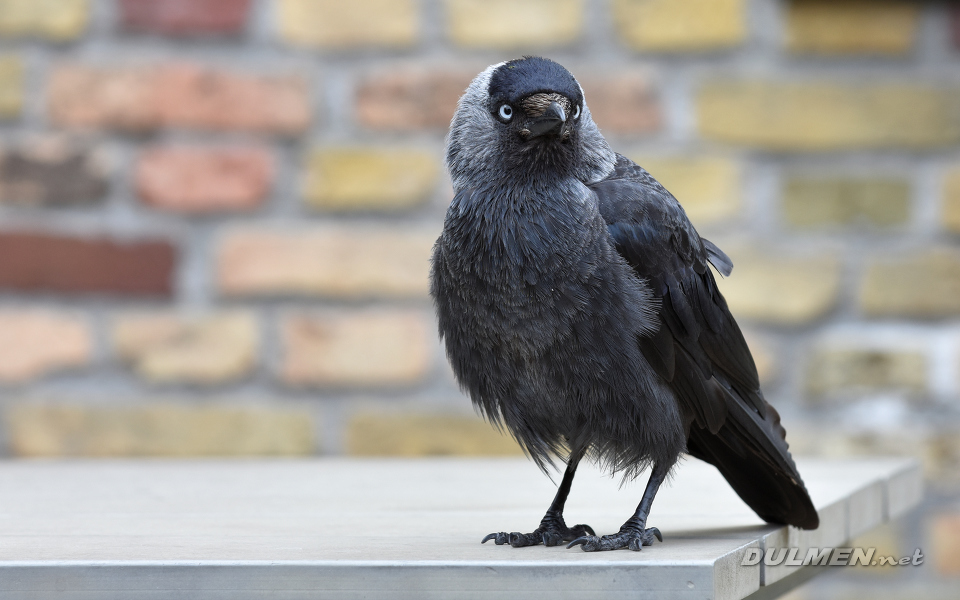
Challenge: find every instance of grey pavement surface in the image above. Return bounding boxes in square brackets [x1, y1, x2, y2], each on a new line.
[0, 456, 922, 599]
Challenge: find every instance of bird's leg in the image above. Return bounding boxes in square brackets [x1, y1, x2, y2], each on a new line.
[482, 450, 595, 548]
[567, 461, 669, 552]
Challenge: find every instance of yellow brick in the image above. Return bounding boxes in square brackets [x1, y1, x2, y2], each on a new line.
[613, 0, 746, 51]
[0, 56, 22, 118]
[714, 246, 841, 324]
[787, 425, 928, 460]
[742, 330, 777, 387]
[630, 155, 741, 225]
[789, 427, 960, 484]
[786, 0, 919, 55]
[445, 0, 583, 48]
[112, 312, 258, 385]
[6, 403, 315, 457]
[346, 413, 523, 456]
[217, 226, 436, 298]
[860, 249, 960, 317]
[276, 0, 419, 48]
[280, 310, 432, 387]
[942, 168, 960, 233]
[928, 433, 960, 486]
[0, 0, 88, 40]
[806, 347, 927, 398]
[304, 147, 437, 211]
[783, 177, 910, 228]
[698, 82, 960, 150]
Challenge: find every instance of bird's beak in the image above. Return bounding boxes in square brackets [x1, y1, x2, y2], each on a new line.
[525, 101, 567, 139]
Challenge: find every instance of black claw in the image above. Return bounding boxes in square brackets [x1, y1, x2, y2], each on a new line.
[482, 516, 596, 548]
[508, 532, 536, 547]
[542, 531, 562, 546]
[563, 526, 661, 552]
[482, 532, 509, 545]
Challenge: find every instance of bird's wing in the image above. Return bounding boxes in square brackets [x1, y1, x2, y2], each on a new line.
[589, 154, 819, 529]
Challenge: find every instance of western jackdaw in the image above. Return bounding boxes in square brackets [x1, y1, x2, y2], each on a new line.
[430, 57, 819, 552]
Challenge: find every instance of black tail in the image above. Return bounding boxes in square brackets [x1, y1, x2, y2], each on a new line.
[686, 394, 819, 530]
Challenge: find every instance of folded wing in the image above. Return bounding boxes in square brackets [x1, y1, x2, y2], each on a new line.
[589, 155, 819, 530]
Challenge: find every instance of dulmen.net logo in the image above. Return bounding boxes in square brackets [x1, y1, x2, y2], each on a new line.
[742, 547, 924, 567]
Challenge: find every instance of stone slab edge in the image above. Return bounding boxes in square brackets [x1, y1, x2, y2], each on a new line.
[1, 558, 748, 600]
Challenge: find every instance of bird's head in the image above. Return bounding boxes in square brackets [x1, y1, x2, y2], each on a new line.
[446, 57, 616, 192]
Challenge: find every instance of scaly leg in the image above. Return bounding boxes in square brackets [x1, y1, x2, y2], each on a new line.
[567, 461, 669, 552]
[482, 450, 595, 547]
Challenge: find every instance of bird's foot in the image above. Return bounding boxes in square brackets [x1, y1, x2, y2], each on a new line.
[481, 512, 595, 548]
[566, 525, 662, 552]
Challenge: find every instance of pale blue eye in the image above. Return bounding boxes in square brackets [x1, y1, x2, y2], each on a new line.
[499, 105, 513, 120]
[573, 105, 581, 119]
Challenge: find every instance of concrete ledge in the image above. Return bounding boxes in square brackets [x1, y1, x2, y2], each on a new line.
[0, 457, 921, 599]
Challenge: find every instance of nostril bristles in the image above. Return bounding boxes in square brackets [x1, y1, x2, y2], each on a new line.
[521, 93, 571, 118]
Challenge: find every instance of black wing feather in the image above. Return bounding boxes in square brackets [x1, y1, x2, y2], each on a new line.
[589, 155, 819, 530]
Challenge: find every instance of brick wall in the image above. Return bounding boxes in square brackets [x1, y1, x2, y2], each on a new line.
[2, 0, 959, 594]
[0, 0, 956, 449]
[0, 0, 958, 461]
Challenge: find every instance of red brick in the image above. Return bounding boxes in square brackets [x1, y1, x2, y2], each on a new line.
[581, 74, 660, 135]
[279, 310, 432, 387]
[930, 511, 960, 574]
[216, 227, 434, 299]
[0, 311, 92, 383]
[136, 146, 272, 213]
[119, 0, 251, 35]
[354, 69, 660, 135]
[48, 63, 310, 134]
[0, 232, 175, 296]
[48, 66, 156, 130]
[0, 140, 108, 206]
[356, 68, 474, 131]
